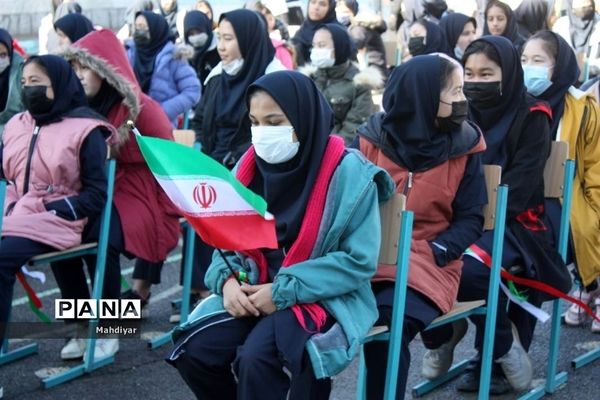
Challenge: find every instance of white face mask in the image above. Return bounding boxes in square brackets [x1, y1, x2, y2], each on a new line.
[0, 57, 9, 74]
[222, 58, 244, 76]
[251, 125, 300, 164]
[189, 32, 209, 48]
[310, 48, 335, 69]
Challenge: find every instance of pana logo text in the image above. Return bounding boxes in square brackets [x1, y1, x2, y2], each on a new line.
[55, 299, 142, 320]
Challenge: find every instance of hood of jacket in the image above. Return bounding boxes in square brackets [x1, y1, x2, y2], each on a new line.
[63, 29, 141, 145]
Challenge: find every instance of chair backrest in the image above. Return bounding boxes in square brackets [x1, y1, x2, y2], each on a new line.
[173, 130, 195, 148]
[378, 193, 406, 265]
[543, 141, 569, 199]
[483, 165, 502, 230]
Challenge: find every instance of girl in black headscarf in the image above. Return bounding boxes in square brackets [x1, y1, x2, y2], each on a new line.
[356, 54, 487, 399]
[54, 13, 94, 52]
[169, 69, 393, 400]
[292, 0, 340, 66]
[0, 55, 116, 350]
[191, 8, 284, 167]
[0, 29, 25, 134]
[407, 18, 450, 58]
[522, 31, 600, 332]
[424, 36, 567, 395]
[484, 0, 526, 52]
[303, 23, 380, 144]
[183, 10, 220, 89]
[126, 11, 200, 126]
[439, 12, 478, 61]
[514, 0, 551, 38]
[553, 0, 600, 77]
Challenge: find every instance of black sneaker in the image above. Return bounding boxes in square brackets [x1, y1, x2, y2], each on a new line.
[121, 289, 150, 319]
[456, 361, 511, 395]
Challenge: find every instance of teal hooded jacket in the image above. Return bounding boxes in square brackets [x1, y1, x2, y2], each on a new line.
[169, 149, 395, 378]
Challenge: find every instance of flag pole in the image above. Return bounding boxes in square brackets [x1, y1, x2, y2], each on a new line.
[129, 121, 244, 286]
[217, 249, 243, 286]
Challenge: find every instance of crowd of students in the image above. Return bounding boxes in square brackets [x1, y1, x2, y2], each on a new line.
[1, 0, 600, 399]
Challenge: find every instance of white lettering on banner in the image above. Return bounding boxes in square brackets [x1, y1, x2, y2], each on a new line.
[54, 299, 142, 320]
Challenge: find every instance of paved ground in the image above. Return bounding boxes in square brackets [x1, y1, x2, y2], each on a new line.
[2, 247, 600, 400]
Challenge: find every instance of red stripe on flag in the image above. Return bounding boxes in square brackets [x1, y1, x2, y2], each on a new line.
[468, 244, 600, 323]
[16, 271, 43, 309]
[186, 213, 278, 251]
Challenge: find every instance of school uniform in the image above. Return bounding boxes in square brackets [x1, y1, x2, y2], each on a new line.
[168, 70, 395, 399]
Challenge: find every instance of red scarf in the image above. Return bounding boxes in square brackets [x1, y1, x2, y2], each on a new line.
[236, 135, 345, 332]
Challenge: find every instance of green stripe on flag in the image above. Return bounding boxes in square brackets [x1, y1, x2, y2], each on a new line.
[136, 135, 270, 217]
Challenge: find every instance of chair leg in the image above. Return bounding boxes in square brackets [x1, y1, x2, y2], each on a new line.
[148, 222, 197, 350]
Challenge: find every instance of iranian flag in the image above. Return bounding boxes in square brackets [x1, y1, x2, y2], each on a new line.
[135, 135, 277, 251]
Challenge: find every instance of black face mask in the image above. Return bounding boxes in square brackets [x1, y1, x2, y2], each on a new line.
[408, 36, 427, 56]
[133, 29, 151, 46]
[21, 85, 53, 116]
[437, 100, 468, 132]
[463, 81, 502, 110]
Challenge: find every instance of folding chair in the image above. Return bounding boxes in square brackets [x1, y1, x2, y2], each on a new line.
[0, 158, 117, 389]
[147, 129, 198, 350]
[519, 141, 575, 399]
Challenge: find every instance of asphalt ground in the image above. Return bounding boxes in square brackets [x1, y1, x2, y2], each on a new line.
[1, 246, 600, 400]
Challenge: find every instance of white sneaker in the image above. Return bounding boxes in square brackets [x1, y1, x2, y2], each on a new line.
[84, 339, 119, 363]
[496, 323, 532, 392]
[592, 298, 600, 333]
[0, 385, 3, 399]
[564, 286, 600, 326]
[422, 319, 468, 379]
[60, 338, 87, 360]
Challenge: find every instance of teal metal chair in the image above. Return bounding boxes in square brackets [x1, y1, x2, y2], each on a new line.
[0, 159, 117, 389]
[148, 129, 198, 350]
[356, 174, 509, 400]
[519, 141, 576, 399]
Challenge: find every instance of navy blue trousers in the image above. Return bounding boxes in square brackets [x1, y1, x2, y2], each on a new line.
[172, 309, 331, 400]
[0, 236, 54, 342]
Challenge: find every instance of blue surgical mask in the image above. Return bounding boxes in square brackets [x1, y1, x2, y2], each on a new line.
[523, 65, 553, 96]
[453, 46, 464, 60]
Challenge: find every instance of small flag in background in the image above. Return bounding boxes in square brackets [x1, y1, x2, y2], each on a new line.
[135, 135, 277, 251]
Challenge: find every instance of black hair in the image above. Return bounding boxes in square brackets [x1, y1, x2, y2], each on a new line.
[440, 56, 460, 91]
[23, 56, 49, 76]
[462, 40, 501, 68]
[526, 30, 559, 61]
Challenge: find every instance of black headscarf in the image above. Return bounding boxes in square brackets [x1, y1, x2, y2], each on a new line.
[54, 13, 94, 44]
[24, 55, 89, 125]
[294, 0, 338, 48]
[160, 0, 179, 39]
[133, 11, 172, 93]
[377, 55, 451, 171]
[566, 0, 598, 53]
[184, 10, 214, 67]
[464, 36, 526, 166]
[216, 10, 275, 133]
[514, 0, 550, 38]
[484, 0, 526, 50]
[88, 79, 124, 119]
[321, 23, 352, 65]
[0, 29, 14, 111]
[245, 71, 332, 246]
[53, 2, 82, 22]
[412, 19, 450, 56]
[439, 13, 476, 51]
[531, 31, 580, 137]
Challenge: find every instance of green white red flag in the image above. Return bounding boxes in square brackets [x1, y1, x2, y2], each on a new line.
[135, 135, 277, 251]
